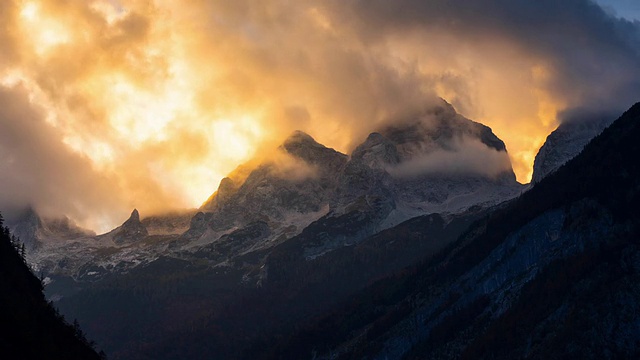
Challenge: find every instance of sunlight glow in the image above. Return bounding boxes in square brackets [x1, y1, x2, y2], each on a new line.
[20, 2, 72, 54]
[2, 0, 593, 230]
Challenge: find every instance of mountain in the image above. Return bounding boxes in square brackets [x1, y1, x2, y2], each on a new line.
[0, 215, 102, 359]
[7, 207, 95, 252]
[100, 209, 148, 245]
[186, 100, 522, 263]
[141, 210, 195, 235]
[531, 115, 613, 182]
[22, 101, 521, 285]
[34, 100, 526, 359]
[43, 101, 512, 279]
[193, 130, 347, 252]
[7, 207, 43, 251]
[17, 208, 187, 285]
[266, 102, 640, 359]
[340, 101, 519, 226]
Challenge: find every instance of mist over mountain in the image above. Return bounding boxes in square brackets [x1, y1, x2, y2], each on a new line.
[1, 0, 639, 229]
[2, 0, 640, 358]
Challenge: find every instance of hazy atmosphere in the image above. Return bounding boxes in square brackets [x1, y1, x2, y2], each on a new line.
[1, 0, 639, 231]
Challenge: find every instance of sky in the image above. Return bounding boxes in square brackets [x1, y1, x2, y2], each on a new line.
[0, 0, 639, 232]
[596, 0, 640, 20]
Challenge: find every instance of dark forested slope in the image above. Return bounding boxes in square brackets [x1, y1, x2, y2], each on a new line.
[0, 215, 102, 360]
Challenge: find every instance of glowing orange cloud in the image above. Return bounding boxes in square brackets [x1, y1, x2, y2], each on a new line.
[1, 0, 632, 231]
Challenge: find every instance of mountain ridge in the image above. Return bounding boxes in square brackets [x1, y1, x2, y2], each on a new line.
[13, 100, 592, 359]
[531, 114, 614, 182]
[265, 102, 640, 359]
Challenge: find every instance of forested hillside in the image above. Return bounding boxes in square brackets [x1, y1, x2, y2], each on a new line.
[0, 214, 103, 360]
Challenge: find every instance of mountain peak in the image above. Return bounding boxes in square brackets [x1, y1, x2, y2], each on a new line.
[281, 131, 324, 153]
[129, 209, 140, 222]
[284, 130, 316, 144]
[122, 208, 143, 228]
[378, 103, 507, 155]
[20, 205, 42, 226]
[280, 130, 347, 166]
[108, 208, 148, 245]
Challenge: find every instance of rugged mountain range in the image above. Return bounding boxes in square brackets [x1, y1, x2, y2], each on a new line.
[12, 100, 521, 282]
[3, 100, 527, 358]
[8, 99, 630, 359]
[265, 102, 640, 359]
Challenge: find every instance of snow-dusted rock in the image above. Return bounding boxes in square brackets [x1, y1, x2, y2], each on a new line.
[532, 116, 613, 183]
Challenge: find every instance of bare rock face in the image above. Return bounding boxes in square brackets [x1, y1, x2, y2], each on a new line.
[190, 131, 348, 245]
[141, 211, 194, 236]
[351, 133, 400, 170]
[109, 209, 149, 245]
[8, 207, 43, 251]
[180, 211, 212, 241]
[532, 116, 613, 183]
[380, 101, 508, 156]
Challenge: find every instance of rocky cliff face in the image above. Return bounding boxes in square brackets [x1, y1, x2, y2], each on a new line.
[192, 130, 347, 254]
[102, 209, 149, 245]
[337, 101, 520, 230]
[8, 207, 43, 251]
[532, 116, 613, 183]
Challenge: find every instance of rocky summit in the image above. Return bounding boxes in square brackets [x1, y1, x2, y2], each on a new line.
[103, 209, 149, 245]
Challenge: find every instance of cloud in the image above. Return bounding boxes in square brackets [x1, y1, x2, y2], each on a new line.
[0, 0, 638, 230]
[352, 0, 640, 110]
[267, 150, 319, 183]
[0, 85, 128, 232]
[386, 137, 513, 179]
[323, 0, 639, 171]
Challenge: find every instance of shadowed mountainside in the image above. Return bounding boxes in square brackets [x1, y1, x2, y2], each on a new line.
[0, 215, 102, 359]
[263, 102, 640, 359]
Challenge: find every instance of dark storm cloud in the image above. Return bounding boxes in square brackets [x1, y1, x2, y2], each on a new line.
[323, 0, 640, 115]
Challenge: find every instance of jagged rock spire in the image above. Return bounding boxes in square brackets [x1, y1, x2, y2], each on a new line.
[111, 208, 148, 245]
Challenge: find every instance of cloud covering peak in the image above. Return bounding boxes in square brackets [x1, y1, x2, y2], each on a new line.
[0, 0, 638, 231]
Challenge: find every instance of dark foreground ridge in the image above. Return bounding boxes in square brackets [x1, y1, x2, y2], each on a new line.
[0, 214, 103, 360]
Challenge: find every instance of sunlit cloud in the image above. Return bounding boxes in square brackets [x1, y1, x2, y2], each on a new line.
[0, 0, 638, 231]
